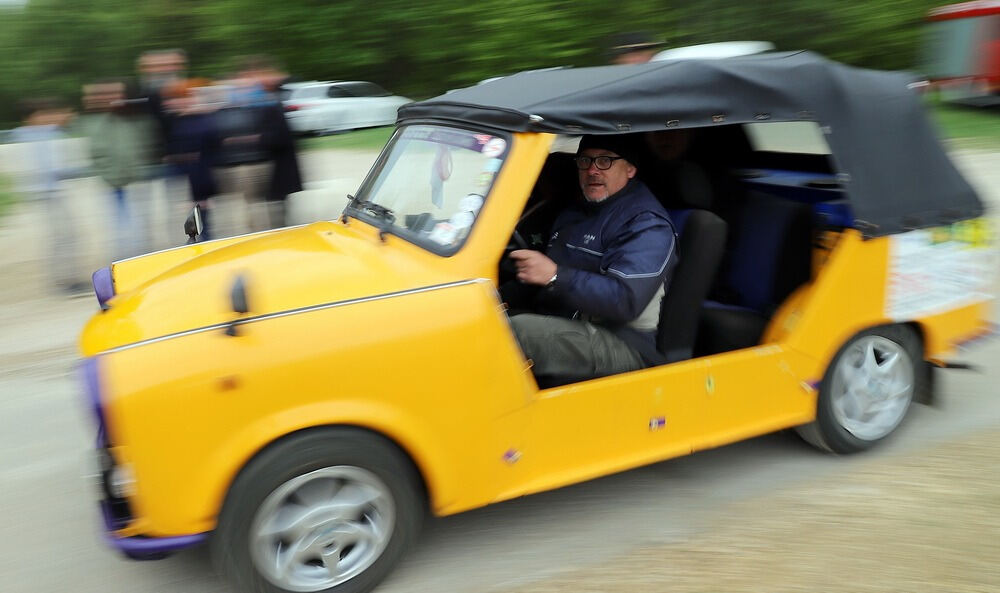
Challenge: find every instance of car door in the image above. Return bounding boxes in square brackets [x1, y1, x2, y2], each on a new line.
[341, 82, 401, 129]
[516, 360, 711, 496]
[322, 84, 358, 131]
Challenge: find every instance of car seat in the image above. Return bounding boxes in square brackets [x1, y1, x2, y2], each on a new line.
[695, 191, 813, 355]
[657, 208, 728, 363]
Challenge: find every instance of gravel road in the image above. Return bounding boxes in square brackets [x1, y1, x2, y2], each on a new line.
[0, 147, 996, 593]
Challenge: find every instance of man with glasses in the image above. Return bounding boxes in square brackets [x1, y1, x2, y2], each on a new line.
[505, 135, 677, 386]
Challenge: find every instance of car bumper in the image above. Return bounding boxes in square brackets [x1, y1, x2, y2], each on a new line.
[99, 499, 209, 558]
[95, 439, 209, 558]
[83, 358, 209, 558]
[285, 112, 322, 134]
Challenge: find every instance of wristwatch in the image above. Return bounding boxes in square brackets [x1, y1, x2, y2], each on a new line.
[545, 272, 558, 287]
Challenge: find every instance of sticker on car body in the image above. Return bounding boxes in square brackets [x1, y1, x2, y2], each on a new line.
[886, 219, 996, 319]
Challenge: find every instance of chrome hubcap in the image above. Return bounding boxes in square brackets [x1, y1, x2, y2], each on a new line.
[831, 335, 914, 441]
[251, 466, 395, 592]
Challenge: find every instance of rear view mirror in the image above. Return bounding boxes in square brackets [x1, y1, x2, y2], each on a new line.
[184, 206, 204, 244]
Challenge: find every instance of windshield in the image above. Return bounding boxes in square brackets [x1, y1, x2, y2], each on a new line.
[348, 124, 510, 254]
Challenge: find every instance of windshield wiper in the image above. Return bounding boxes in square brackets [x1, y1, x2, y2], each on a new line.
[347, 195, 396, 224]
[346, 195, 396, 242]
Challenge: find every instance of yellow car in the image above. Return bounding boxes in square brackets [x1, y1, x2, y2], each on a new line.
[79, 52, 994, 593]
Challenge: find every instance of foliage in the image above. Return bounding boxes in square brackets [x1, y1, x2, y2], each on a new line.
[300, 127, 394, 152]
[0, 0, 974, 127]
[926, 100, 1000, 148]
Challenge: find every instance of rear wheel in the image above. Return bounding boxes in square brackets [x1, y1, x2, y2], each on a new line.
[213, 428, 423, 593]
[797, 325, 924, 453]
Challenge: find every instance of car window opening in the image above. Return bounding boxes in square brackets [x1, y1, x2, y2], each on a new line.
[350, 124, 509, 255]
[505, 124, 849, 384]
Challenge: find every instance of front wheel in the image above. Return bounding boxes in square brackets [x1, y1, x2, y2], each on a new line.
[213, 428, 423, 593]
[797, 325, 925, 453]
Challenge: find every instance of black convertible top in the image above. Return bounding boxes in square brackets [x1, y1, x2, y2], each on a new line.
[398, 51, 983, 237]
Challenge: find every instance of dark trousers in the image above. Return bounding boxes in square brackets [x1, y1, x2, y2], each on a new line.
[509, 313, 645, 386]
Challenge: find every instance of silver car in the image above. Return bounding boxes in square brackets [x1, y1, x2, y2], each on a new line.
[281, 81, 411, 135]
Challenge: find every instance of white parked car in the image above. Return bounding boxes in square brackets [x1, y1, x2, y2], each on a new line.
[652, 41, 775, 61]
[281, 81, 411, 135]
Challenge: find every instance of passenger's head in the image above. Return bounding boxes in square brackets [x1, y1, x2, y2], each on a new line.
[607, 32, 663, 65]
[644, 129, 693, 161]
[575, 135, 639, 202]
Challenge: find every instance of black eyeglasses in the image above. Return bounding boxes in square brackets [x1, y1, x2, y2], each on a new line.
[574, 155, 625, 170]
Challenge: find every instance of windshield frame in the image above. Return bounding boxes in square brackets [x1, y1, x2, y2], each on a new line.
[346, 122, 513, 256]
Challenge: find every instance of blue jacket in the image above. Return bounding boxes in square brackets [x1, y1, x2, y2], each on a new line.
[539, 179, 677, 364]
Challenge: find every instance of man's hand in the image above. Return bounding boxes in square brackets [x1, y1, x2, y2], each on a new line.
[509, 250, 558, 286]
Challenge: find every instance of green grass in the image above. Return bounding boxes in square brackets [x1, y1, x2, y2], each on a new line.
[299, 126, 394, 152]
[926, 98, 1000, 148]
[0, 174, 16, 220]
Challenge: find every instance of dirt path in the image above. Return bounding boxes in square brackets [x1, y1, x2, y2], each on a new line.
[500, 427, 1000, 593]
[0, 147, 996, 593]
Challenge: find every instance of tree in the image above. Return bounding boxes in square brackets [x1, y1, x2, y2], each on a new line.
[0, 0, 952, 127]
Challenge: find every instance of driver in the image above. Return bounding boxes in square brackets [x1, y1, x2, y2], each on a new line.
[503, 135, 677, 386]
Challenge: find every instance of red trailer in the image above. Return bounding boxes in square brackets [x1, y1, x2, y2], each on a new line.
[925, 0, 1000, 105]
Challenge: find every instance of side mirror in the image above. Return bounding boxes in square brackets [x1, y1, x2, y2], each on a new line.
[226, 274, 250, 336]
[184, 206, 204, 244]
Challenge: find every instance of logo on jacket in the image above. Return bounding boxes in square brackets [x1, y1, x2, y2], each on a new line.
[583, 233, 596, 245]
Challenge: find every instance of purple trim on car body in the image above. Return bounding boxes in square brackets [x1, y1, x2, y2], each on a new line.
[92, 266, 114, 310]
[80, 357, 105, 434]
[100, 501, 208, 555]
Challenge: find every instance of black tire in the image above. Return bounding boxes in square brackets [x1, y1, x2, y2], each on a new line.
[212, 428, 424, 593]
[796, 324, 926, 454]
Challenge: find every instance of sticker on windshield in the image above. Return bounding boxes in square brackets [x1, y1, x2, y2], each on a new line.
[475, 172, 494, 188]
[482, 138, 507, 158]
[483, 158, 503, 173]
[449, 211, 474, 229]
[459, 194, 484, 213]
[428, 222, 459, 246]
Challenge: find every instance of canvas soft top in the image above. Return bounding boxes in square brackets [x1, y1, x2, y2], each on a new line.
[398, 51, 983, 237]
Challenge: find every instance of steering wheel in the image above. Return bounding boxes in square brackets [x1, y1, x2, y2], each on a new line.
[500, 229, 531, 281]
[507, 229, 530, 252]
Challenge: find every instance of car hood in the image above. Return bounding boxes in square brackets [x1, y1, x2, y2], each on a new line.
[80, 221, 455, 355]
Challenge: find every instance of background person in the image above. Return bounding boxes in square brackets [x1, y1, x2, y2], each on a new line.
[137, 48, 187, 161]
[137, 49, 192, 246]
[232, 55, 302, 231]
[77, 79, 157, 259]
[161, 78, 223, 240]
[9, 98, 89, 294]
